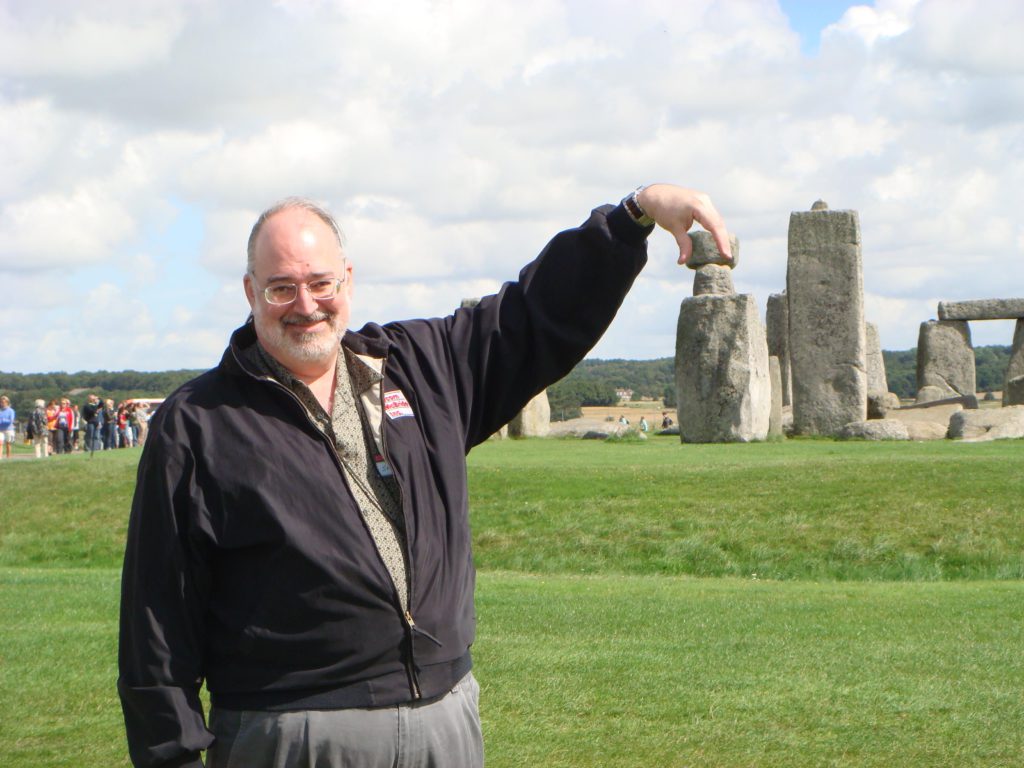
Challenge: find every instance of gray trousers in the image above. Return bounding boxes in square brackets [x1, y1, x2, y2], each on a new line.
[206, 673, 483, 768]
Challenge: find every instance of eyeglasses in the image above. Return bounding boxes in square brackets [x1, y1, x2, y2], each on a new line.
[260, 276, 346, 306]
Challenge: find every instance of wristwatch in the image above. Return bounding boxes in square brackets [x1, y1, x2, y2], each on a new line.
[622, 186, 655, 227]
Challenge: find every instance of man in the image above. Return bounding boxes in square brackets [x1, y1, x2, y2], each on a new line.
[82, 394, 103, 454]
[118, 184, 730, 767]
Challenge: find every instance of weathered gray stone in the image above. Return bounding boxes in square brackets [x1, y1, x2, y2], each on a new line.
[948, 406, 1024, 441]
[675, 293, 771, 443]
[915, 385, 948, 404]
[865, 322, 888, 395]
[692, 264, 735, 296]
[838, 419, 910, 441]
[867, 392, 901, 419]
[507, 391, 550, 437]
[904, 421, 950, 441]
[688, 232, 739, 269]
[786, 206, 866, 435]
[811, 199, 829, 211]
[1004, 319, 1024, 406]
[1005, 377, 1024, 407]
[938, 298, 1024, 321]
[768, 356, 784, 439]
[765, 292, 792, 406]
[916, 320, 975, 401]
[902, 393, 977, 410]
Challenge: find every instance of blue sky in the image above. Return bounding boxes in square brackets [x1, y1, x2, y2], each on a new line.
[781, 0, 863, 52]
[2, 0, 1022, 374]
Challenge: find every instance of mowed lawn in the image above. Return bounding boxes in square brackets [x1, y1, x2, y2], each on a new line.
[1, 438, 1022, 767]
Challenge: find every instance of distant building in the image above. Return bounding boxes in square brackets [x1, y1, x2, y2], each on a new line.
[615, 388, 634, 403]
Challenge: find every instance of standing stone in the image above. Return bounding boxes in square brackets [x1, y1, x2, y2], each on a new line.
[916, 320, 976, 402]
[507, 391, 551, 437]
[1003, 319, 1024, 406]
[786, 203, 867, 435]
[768, 356, 784, 439]
[765, 292, 792, 406]
[865, 322, 888, 395]
[692, 265, 734, 296]
[675, 293, 771, 442]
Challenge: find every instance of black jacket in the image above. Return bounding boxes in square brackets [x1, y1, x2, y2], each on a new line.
[118, 202, 650, 767]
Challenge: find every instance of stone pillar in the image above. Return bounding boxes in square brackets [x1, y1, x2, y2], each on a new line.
[507, 391, 551, 437]
[865, 322, 888, 395]
[768, 355, 784, 439]
[915, 320, 975, 402]
[765, 292, 792, 406]
[786, 201, 867, 435]
[675, 233, 770, 443]
[676, 295, 770, 442]
[1004, 318, 1024, 406]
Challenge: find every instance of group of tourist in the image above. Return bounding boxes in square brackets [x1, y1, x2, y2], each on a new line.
[2, 394, 153, 459]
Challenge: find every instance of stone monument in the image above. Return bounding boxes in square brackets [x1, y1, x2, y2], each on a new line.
[675, 233, 771, 442]
[915, 320, 975, 403]
[786, 201, 867, 435]
[765, 292, 792, 406]
[1006, 319, 1024, 406]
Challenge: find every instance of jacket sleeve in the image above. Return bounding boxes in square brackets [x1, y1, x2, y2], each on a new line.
[447, 201, 651, 447]
[118, 402, 214, 767]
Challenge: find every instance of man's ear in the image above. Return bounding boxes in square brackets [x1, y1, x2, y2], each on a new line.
[243, 273, 257, 310]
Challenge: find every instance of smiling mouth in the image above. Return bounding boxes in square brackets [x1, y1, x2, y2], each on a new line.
[283, 311, 331, 330]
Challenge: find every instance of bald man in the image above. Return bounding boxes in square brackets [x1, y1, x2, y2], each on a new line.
[118, 185, 730, 768]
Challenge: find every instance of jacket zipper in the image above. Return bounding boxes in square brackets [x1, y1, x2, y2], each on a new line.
[378, 355, 422, 700]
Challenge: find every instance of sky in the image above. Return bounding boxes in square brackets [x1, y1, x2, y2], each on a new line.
[2, 0, 1023, 374]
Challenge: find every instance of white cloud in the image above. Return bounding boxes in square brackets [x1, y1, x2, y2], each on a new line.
[1, 0, 1023, 372]
[0, 3, 185, 78]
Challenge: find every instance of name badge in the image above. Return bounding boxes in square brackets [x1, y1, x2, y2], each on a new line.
[383, 389, 414, 420]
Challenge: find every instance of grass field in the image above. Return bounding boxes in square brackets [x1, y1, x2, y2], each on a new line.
[1, 437, 1022, 766]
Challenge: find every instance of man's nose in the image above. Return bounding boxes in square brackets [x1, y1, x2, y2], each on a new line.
[292, 284, 319, 314]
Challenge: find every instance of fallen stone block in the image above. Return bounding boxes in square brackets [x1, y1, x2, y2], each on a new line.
[838, 419, 910, 441]
[947, 406, 1024, 441]
[904, 421, 950, 441]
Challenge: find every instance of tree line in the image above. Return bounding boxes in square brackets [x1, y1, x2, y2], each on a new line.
[0, 345, 1012, 423]
[0, 370, 203, 420]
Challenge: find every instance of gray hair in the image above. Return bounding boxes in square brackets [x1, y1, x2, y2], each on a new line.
[246, 197, 346, 273]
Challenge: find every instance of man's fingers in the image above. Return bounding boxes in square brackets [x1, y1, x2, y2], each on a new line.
[691, 203, 732, 260]
[676, 232, 693, 265]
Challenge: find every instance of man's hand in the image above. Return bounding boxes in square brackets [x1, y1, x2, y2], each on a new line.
[636, 184, 731, 266]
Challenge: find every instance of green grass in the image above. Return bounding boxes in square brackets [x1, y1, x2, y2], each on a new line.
[468, 437, 1024, 581]
[1, 438, 1022, 766]
[3, 568, 1021, 767]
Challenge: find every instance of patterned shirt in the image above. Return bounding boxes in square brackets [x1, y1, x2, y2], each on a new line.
[244, 342, 410, 612]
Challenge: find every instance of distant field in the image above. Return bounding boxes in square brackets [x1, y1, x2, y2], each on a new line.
[1, 438, 1022, 766]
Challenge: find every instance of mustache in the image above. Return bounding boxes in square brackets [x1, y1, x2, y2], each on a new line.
[281, 309, 333, 326]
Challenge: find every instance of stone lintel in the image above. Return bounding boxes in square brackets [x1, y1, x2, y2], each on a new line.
[937, 298, 1024, 321]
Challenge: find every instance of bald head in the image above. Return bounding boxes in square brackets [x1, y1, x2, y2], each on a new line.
[247, 198, 345, 274]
